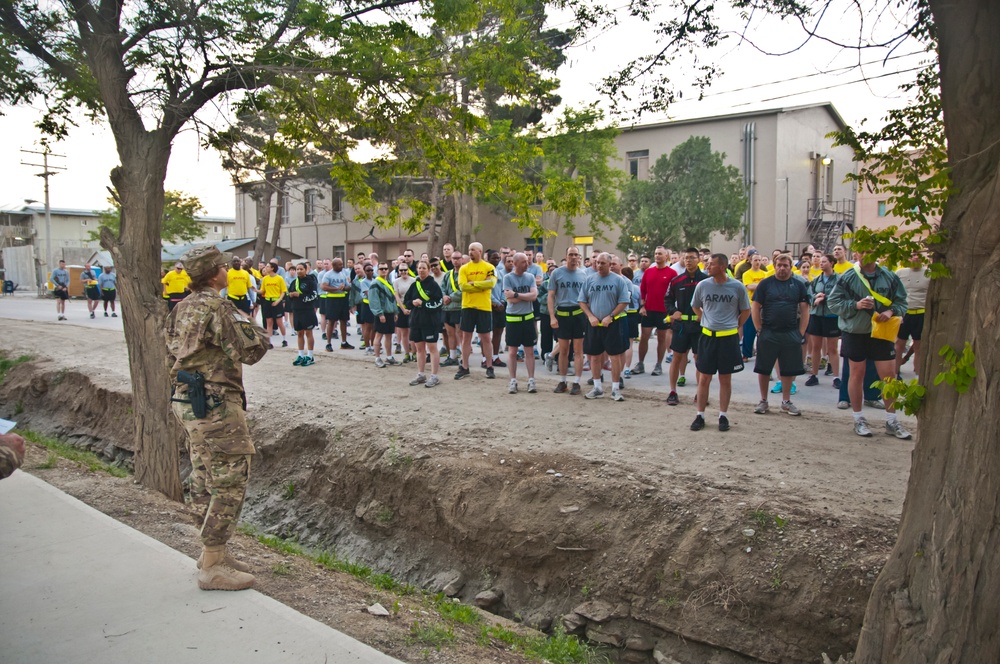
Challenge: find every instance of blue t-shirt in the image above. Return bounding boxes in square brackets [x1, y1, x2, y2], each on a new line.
[548, 266, 587, 309]
[321, 269, 351, 295]
[51, 268, 70, 288]
[579, 272, 631, 320]
[98, 272, 117, 290]
[504, 271, 536, 316]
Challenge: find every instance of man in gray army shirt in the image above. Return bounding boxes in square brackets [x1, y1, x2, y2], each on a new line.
[51, 259, 70, 320]
[579, 252, 632, 401]
[690, 253, 751, 432]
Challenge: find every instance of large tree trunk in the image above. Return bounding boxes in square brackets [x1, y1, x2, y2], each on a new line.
[251, 181, 275, 261]
[854, 2, 1000, 661]
[269, 186, 286, 256]
[105, 136, 184, 501]
[439, 192, 456, 252]
[427, 177, 441, 258]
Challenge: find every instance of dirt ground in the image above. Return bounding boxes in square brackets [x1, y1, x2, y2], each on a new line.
[1, 316, 915, 663]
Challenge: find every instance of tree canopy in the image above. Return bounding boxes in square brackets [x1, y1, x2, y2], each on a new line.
[92, 190, 206, 245]
[617, 135, 744, 256]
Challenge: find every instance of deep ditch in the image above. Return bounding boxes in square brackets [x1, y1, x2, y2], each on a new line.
[1, 360, 897, 663]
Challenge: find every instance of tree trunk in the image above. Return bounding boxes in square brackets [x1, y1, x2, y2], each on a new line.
[439, 192, 456, 252]
[427, 177, 441, 258]
[106, 135, 184, 501]
[269, 185, 286, 257]
[854, 2, 1000, 661]
[251, 181, 275, 261]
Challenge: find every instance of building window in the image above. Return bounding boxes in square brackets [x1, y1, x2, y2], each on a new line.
[825, 160, 835, 203]
[332, 244, 345, 260]
[877, 201, 887, 217]
[331, 190, 343, 219]
[584, 177, 593, 203]
[626, 150, 649, 180]
[81, 219, 88, 227]
[523, 238, 543, 253]
[213, 225, 220, 233]
[305, 188, 318, 223]
[280, 192, 290, 225]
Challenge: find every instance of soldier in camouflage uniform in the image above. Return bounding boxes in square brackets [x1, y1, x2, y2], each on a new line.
[165, 245, 270, 591]
[0, 432, 26, 480]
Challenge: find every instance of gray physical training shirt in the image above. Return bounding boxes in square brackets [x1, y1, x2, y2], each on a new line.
[691, 277, 750, 331]
[504, 271, 535, 316]
[321, 269, 351, 294]
[51, 268, 69, 288]
[548, 266, 587, 308]
[579, 272, 631, 320]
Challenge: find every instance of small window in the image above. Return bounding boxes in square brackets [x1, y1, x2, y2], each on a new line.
[305, 188, 318, 223]
[523, 238, 543, 253]
[332, 244, 345, 260]
[213, 225, 220, 233]
[584, 177, 593, 203]
[877, 201, 887, 217]
[330, 190, 342, 218]
[626, 150, 649, 180]
[81, 219, 89, 227]
[280, 193, 290, 225]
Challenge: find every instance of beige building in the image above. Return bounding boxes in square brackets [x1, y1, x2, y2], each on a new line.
[854, 156, 941, 236]
[233, 103, 858, 263]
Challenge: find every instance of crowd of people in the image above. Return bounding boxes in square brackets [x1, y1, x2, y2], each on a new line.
[56, 240, 926, 440]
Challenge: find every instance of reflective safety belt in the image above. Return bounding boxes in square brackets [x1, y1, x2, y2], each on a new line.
[505, 312, 535, 323]
[702, 328, 738, 337]
[555, 308, 583, 317]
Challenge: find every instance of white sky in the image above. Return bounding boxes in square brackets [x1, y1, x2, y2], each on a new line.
[0, 3, 926, 218]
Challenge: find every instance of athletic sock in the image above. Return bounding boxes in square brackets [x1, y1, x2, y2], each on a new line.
[450, 350, 459, 359]
[307, 350, 314, 359]
[886, 412, 898, 425]
[719, 411, 727, 419]
[697, 411, 705, 418]
[298, 350, 305, 357]
[572, 376, 580, 384]
[853, 411, 864, 422]
[560, 375, 567, 382]
[595, 380, 603, 390]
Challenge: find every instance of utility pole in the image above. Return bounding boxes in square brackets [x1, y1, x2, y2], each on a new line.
[21, 147, 66, 275]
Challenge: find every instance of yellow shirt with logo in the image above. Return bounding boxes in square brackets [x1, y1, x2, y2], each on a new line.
[260, 274, 287, 300]
[458, 260, 496, 312]
[161, 269, 191, 295]
[833, 261, 853, 274]
[227, 268, 251, 297]
[742, 268, 768, 301]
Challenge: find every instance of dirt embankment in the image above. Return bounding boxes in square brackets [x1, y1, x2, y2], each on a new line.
[1, 344, 899, 664]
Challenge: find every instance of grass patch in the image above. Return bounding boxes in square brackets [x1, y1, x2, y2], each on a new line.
[239, 524, 416, 595]
[408, 621, 455, 649]
[272, 563, 292, 576]
[0, 353, 32, 383]
[478, 625, 603, 663]
[36, 452, 59, 469]
[435, 595, 481, 625]
[19, 429, 128, 477]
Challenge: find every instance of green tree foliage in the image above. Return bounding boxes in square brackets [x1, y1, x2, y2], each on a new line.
[617, 136, 745, 256]
[91, 191, 206, 245]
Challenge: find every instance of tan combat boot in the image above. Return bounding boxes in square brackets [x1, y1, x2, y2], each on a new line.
[198, 545, 255, 591]
[197, 546, 252, 573]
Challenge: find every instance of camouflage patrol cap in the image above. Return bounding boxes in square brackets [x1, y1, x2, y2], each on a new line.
[182, 246, 234, 280]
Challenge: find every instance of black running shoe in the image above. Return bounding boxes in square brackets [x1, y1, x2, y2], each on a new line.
[455, 367, 470, 380]
[718, 415, 730, 432]
[690, 415, 705, 431]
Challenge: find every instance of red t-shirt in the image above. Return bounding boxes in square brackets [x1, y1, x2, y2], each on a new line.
[639, 264, 677, 313]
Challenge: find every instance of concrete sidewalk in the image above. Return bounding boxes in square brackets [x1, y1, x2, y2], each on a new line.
[0, 471, 402, 664]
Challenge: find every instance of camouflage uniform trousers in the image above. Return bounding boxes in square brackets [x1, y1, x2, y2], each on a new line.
[172, 394, 255, 547]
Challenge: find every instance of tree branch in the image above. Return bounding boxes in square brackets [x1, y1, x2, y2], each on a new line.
[0, 4, 82, 85]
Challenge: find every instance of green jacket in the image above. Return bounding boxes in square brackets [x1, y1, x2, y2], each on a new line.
[537, 274, 549, 316]
[808, 272, 839, 317]
[827, 266, 908, 334]
[442, 269, 463, 312]
[368, 279, 398, 317]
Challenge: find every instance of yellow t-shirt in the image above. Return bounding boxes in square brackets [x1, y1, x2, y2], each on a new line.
[260, 274, 287, 300]
[809, 267, 823, 280]
[227, 268, 251, 297]
[833, 261, 853, 274]
[765, 264, 775, 274]
[458, 260, 496, 312]
[250, 267, 263, 281]
[742, 268, 768, 301]
[161, 269, 190, 295]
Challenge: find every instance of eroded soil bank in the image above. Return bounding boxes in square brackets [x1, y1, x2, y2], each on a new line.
[2, 319, 913, 662]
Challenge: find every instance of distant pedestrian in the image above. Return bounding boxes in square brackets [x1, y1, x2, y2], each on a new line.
[98, 266, 118, 317]
[51, 259, 70, 320]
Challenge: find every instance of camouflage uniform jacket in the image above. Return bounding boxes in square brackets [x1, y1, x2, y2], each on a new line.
[0, 441, 23, 479]
[165, 289, 270, 401]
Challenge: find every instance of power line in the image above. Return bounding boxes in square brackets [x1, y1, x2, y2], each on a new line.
[698, 51, 926, 98]
[730, 65, 924, 105]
